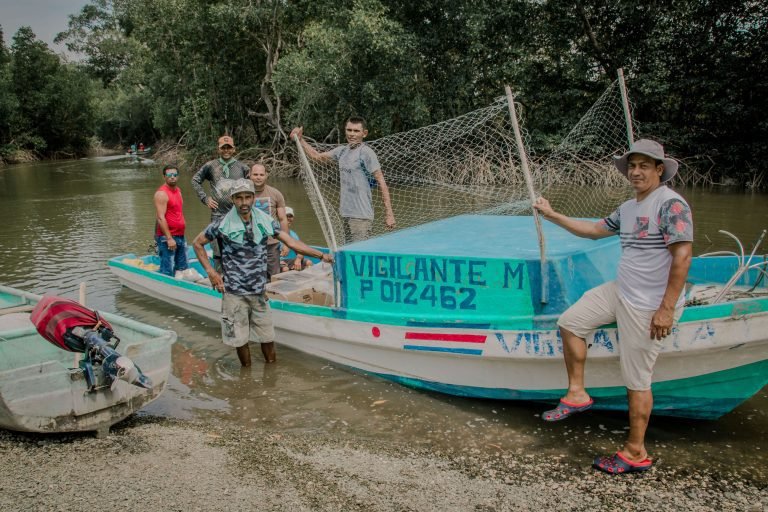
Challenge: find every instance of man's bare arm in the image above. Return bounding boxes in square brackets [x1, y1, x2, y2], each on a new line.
[290, 127, 334, 163]
[154, 191, 177, 250]
[192, 231, 224, 292]
[533, 197, 613, 240]
[373, 170, 396, 229]
[650, 241, 693, 340]
[276, 231, 333, 263]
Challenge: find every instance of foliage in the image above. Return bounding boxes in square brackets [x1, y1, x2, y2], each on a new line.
[274, 0, 430, 140]
[0, 26, 96, 158]
[2, 1, 767, 186]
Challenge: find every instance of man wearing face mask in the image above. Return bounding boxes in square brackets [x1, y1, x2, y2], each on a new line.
[191, 135, 251, 270]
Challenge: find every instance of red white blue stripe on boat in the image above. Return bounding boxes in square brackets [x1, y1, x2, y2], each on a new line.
[403, 331, 486, 356]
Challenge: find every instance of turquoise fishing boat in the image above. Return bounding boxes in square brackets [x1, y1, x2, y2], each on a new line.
[109, 215, 768, 420]
[109, 77, 768, 420]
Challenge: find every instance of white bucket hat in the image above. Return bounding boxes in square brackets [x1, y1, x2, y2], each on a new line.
[285, 206, 295, 216]
[613, 139, 679, 182]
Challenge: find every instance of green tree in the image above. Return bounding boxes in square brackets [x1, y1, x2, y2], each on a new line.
[9, 27, 96, 155]
[0, 26, 20, 157]
[275, 0, 430, 140]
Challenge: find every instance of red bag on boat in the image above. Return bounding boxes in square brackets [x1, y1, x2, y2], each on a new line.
[30, 295, 114, 352]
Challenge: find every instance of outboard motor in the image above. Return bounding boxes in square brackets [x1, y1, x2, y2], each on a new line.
[30, 295, 152, 391]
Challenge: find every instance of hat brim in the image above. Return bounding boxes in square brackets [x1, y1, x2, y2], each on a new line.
[229, 189, 254, 197]
[613, 152, 679, 182]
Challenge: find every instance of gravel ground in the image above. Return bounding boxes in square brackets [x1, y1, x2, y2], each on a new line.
[1, 415, 766, 512]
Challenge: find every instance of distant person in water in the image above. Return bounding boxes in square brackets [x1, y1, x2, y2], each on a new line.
[139, 142, 145, 152]
[290, 117, 396, 243]
[154, 165, 188, 276]
[192, 179, 333, 366]
[280, 206, 314, 272]
[191, 135, 251, 271]
[533, 139, 693, 475]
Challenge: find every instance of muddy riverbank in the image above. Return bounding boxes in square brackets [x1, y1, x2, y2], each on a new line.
[1, 415, 765, 512]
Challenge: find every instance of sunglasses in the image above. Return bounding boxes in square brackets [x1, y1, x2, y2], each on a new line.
[165, 172, 178, 177]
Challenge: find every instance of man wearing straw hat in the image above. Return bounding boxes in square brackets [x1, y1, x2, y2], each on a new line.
[533, 139, 693, 474]
[192, 179, 333, 367]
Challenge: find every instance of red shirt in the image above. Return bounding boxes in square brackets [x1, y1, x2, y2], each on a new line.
[156, 184, 186, 236]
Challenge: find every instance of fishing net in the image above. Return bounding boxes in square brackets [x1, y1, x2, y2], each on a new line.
[295, 78, 636, 248]
[537, 79, 636, 217]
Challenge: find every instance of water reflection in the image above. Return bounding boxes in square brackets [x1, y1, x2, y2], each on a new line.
[1, 158, 767, 483]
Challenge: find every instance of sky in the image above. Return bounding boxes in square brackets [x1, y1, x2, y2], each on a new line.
[1, 0, 88, 56]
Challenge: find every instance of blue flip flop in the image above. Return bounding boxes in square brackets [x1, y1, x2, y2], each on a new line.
[593, 452, 653, 474]
[542, 398, 594, 422]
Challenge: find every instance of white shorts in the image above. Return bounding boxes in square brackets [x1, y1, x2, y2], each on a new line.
[557, 281, 682, 391]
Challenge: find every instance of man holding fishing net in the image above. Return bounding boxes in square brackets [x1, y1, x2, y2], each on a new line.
[291, 117, 396, 242]
[533, 139, 693, 475]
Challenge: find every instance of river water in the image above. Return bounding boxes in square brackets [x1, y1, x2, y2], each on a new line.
[1, 156, 766, 482]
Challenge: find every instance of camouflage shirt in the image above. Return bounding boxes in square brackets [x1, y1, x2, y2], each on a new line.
[204, 217, 281, 295]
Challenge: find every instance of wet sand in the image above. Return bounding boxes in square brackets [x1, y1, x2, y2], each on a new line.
[1, 415, 765, 512]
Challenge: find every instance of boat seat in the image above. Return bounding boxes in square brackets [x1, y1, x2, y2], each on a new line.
[0, 304, 35, 316]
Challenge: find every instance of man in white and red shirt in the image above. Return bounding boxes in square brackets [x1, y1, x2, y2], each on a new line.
[155, 165, 189, 276]
[534, 139, 693, 475]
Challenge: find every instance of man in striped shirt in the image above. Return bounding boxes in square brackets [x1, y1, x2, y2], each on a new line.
[533, 139, 693, 475]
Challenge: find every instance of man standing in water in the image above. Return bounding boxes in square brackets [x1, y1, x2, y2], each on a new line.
[290, 117, 396, 242]
[192, 179, 333, 366]
[154, 165, 188, 276]
[191, 135, 251, 270]
[533, 139, 693, 474]
[250, 163, 289, 277]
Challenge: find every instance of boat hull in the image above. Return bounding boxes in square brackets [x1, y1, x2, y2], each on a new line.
[0, 285, 177, 435]
[108, 253, 768, 420]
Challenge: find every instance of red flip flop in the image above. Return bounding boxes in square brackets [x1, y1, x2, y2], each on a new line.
[542, 398, 594, 421]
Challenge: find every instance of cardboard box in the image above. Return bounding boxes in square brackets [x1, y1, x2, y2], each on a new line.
[265, 279, 314, 304]
[311, 291, 334, 306]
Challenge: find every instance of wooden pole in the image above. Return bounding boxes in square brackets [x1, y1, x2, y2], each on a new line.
[617, 68, 635, 146]
[78, 282, 87, 307]
[505, 86, 548, 304]
[293, 135, 340, 307]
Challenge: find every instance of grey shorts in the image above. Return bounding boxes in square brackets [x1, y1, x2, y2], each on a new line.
[343, 217, 373, 242]
[220, 293, 275, 348]
[557, 281, 682, 391]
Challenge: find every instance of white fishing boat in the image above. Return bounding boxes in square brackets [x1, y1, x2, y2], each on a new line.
[0, 285, 176, 437]
[108, 216, 768, 420]
[109, 76, 768, 420]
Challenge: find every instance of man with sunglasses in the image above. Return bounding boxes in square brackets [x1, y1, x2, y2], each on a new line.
[191, 135, 251, 270]
[154, 165, 189, 276]
[192, 179, 334, 366]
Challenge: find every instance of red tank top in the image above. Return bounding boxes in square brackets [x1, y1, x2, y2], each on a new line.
[156, 184, 186, 236]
